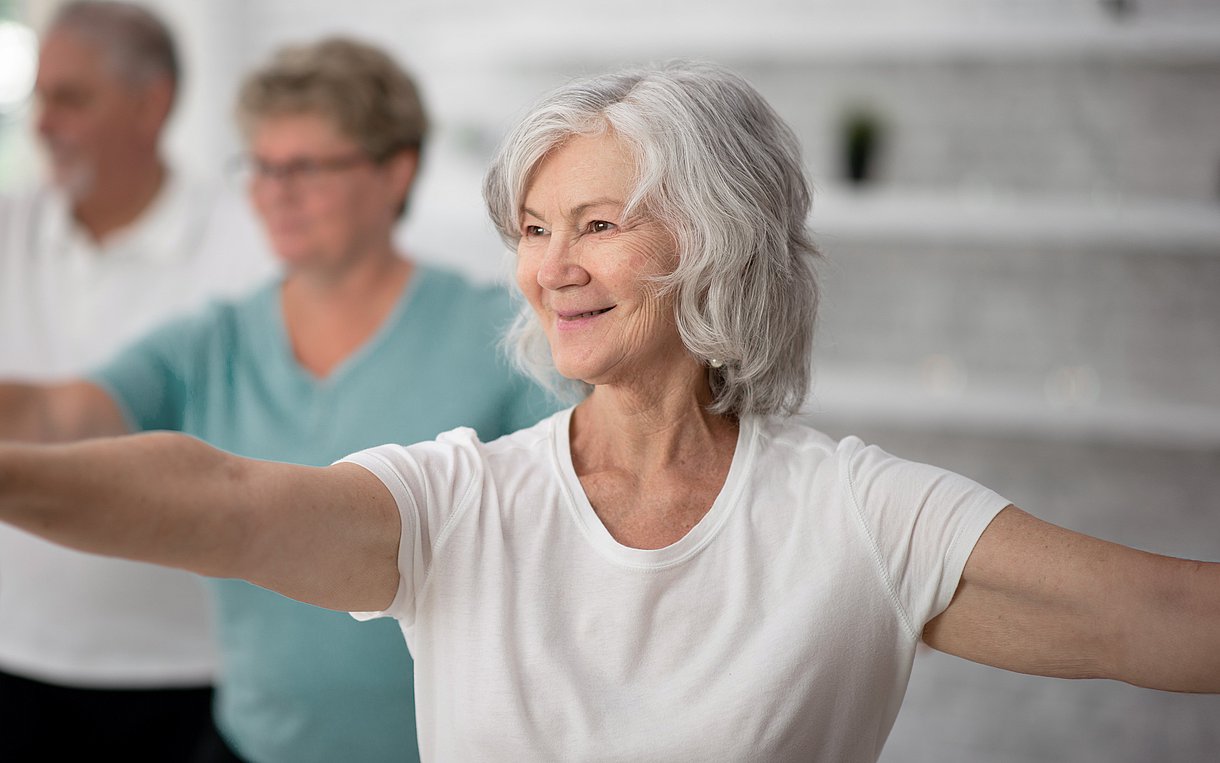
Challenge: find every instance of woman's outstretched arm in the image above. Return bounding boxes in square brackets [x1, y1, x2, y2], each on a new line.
[0, 431, 400, 612]
[924, 506, 1220, 693]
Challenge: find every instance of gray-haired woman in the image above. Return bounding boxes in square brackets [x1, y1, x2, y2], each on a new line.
[1, 62, 1216, 762]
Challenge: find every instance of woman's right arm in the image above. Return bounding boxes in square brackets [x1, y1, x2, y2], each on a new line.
[0, 432, 402, 612]
[0, 381, 129, 442]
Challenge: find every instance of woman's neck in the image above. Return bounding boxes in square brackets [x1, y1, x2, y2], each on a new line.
[287, 240, 409, 301]
[569, 359, 740, 550]
[280, 245, 413, 378]
[571, 360, 737, 478]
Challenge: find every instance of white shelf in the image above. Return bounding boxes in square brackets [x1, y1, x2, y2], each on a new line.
[804, 366, 1220, 449]
[809, 190, 1220, 255]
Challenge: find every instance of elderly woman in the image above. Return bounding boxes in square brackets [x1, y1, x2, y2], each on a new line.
[0, 38, 548, 763]
[1, 63, 1216, 762]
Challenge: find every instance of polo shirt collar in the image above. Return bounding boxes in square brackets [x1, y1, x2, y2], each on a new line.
[33, 169, 206, 264]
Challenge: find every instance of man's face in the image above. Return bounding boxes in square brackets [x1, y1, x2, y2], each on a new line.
[34, 30, 152, 199]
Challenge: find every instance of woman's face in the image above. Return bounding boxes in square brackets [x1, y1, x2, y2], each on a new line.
[516, 132, 685, 387]
[246, 113, 408, 271]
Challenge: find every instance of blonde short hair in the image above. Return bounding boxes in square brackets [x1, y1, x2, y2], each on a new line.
[237, 38, 428, 214]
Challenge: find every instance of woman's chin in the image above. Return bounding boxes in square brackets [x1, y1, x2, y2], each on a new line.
[549, 359, 603, 389]
[273, 248, 327, 272]
[555, 362, 622, 390]
[553, 363, 594, 385]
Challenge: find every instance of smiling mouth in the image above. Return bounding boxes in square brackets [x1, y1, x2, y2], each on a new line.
[560, 306, 615, 320]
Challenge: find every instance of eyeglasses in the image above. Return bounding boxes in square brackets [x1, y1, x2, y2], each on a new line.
[231, 151, 374, 191]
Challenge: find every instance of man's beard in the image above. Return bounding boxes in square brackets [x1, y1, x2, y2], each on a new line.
[44, 144, 95, 201]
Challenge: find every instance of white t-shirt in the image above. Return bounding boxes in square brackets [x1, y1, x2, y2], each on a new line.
[0, 174, 276, 687]
[346, 408, 1010, 762]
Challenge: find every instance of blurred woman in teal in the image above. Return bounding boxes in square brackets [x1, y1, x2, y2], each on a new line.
[0, 38, 550, 763]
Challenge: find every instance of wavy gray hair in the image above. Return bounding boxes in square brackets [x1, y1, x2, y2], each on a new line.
[484, 62, 820, 417]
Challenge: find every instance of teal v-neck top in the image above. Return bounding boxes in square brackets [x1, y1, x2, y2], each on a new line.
[91, 264, 554, 763]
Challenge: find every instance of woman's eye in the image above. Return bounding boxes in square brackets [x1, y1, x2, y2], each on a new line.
[589, 220, 615, 233]
[523, 224, 547, 237]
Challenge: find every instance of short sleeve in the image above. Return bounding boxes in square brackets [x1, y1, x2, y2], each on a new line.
[342, 427, 486, 626]
[85, 306, 218, 432]
[839, 437, 1011, 637]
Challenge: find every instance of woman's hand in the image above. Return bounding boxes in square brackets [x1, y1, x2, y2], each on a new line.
[0, 432, 401, 612]
[924, 506, 1220, 693]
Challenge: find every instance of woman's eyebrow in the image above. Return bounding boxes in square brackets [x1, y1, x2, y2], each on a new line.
[566, 198, 623, 217]
[523, 198, 624, 224]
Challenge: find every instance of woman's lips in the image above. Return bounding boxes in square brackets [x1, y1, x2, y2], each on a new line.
[555, 305, 615, 329]
[559, 306, 614, 319]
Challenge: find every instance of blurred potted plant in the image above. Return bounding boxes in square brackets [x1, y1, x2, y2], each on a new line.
[840, 106, 887, 188]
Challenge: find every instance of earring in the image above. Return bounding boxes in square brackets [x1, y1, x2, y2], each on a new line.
[709, 358, 724, 368]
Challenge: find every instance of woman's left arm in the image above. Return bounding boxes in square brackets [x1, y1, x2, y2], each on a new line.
[923, 506, 1220, 692]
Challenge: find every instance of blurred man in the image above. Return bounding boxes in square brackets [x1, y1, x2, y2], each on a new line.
[0, 2, 273, 758]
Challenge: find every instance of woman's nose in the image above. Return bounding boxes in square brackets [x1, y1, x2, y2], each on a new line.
[537, 235, 589, 291]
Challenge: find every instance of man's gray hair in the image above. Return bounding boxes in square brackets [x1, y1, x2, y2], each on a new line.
[49, 1, 179, 96]
[484, 61, 820, 417]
